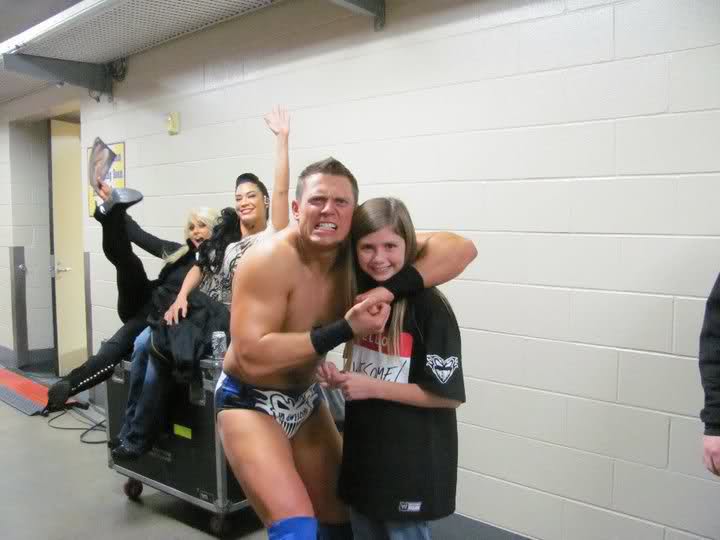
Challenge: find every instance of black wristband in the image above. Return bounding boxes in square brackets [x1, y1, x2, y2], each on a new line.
[381, 265, 424, 299]
[705, 423, 720, 437]
[310, 319, 354, 356]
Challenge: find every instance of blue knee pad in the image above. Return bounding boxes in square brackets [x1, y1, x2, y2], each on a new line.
[318, 522, 353, 540]
[268, 516, 318, 540]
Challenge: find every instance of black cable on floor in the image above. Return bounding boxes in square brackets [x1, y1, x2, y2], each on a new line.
[47, 409, 108, 445]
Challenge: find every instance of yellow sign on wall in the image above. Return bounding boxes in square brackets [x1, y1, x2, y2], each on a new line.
[87, 141, 126, 216]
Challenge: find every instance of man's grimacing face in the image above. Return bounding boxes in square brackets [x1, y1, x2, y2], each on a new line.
[292, 173, 356, 249]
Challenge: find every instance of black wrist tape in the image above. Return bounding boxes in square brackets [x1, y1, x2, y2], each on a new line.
[310, 319, 354, 356]
[381, 265, 424, 299]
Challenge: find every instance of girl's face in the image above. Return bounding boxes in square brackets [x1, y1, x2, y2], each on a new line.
[355, 226, 406, 283]
[188, 217, 212, 247]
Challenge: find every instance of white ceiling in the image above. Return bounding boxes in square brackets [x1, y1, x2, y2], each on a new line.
[0, 0, 278, 105]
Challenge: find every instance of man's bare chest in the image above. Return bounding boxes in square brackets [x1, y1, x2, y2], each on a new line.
[285, 280, 340, 331]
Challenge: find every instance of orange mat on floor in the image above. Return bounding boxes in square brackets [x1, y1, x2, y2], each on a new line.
[0, 367, 48, 405]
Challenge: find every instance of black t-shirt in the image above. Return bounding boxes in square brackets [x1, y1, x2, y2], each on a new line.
[338, 288, 465, 521]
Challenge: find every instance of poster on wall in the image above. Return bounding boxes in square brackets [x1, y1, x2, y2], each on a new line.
[87, 138, 125, 216]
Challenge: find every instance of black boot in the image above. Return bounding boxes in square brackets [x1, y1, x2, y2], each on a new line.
[43, 359, 118, 413]
[111, 443, 141, 461]
[97, 188, 143, 215]
[45, 379, 72, 412]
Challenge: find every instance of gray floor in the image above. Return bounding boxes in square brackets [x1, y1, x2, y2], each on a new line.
[0, 402, 266, 540]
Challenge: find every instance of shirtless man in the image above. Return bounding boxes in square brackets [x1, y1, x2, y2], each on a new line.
[217, 157, 477, 539]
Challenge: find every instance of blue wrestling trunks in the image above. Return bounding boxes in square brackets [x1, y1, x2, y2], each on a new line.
[215, 372, 324, 439]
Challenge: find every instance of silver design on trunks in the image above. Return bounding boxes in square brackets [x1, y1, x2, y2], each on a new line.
[252, 386, 319, 438]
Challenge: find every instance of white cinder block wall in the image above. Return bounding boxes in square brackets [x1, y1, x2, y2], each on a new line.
[0, 120, 55, 352]
[0, 86, 81, 352]
[3, 0, 720, 537]
[8, 122, 54, 351]
[0, 121, 12, 349]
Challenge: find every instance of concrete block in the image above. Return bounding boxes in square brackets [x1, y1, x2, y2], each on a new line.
[566, 398, 670, 467]
[613, 460, 720, 538]
[670, 45, 720, 112]
[674, 298, 706, 358]
[458, 379, 566, 444]
[669, 417, 720, 484]
[616, 0, 720, 58]
[456, 469, 563, 540]
[618, 351, 703, 416]
[570, 290, 673, 352]
[616, 112, 720, 175]
[459, 424, 613, 506]
[563, 500, 663, 540]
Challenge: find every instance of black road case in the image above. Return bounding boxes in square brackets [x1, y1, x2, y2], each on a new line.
[105, 358, 247, 535]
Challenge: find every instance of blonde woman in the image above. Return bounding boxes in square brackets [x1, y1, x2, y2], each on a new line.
[45, 190, 220, 413]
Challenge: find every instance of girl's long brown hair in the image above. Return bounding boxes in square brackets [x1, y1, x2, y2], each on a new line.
[344, 197, 418, 367]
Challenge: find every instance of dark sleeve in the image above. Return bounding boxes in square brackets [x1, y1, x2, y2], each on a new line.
[700, 272, 720, 436]
[124, 214, 182, 259]
[412, 290, 465, 402]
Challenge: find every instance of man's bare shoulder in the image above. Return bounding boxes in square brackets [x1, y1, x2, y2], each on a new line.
[238, 227, 301, 276]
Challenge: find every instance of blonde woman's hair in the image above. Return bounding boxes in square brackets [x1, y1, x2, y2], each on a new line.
[344, 197, 418, 367]
[163, 207, 221, 264]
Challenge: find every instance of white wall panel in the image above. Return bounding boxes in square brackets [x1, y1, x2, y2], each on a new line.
[616, 112, 720, 175]
[570, 178, 677, 234]
[615, 0, 720, 58]
[674, 298, 706, 358]
[618, 351, 703, 416]
[462, 329, 618, 401]
[670, 45, 720, 112]
[677, 175, 720, 236]
[444, 280, 571, 341]
[458, 379, 566, 444]
[669, 417, 720, 484]
[456, 469, 563, 540]
[565, 399, 670, 467]
[613, 460, 720, 539]
[459, 424, 613, 506]
[665, 530, 713, 540]
[562, 501, 664, 540]
[0, 323, 13, 350]
[570, 290, 674, 352]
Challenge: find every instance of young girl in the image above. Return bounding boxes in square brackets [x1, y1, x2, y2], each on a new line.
[320, 197, 466, 540]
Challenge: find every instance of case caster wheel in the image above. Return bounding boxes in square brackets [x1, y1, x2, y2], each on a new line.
[123, 478, 143, 500]
[209, 514, 228, 536]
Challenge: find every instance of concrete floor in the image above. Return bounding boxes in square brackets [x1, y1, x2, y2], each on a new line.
[0, 402, 266, 540]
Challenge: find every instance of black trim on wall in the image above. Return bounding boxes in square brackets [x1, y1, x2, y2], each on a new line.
[9, 246, 29, 369]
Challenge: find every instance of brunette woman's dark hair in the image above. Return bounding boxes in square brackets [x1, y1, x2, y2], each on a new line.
[197, 206, 241, 274]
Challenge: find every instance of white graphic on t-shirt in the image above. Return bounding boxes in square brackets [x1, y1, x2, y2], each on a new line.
[252, 386, 318, 439]
[398, 501, 423, 512]
[426, 354, 459, 384]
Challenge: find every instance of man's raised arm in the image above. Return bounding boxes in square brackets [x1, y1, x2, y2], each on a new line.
[414, 231, 477, 288]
